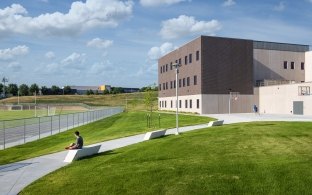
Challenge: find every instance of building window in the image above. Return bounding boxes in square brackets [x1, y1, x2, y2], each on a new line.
[166, 64, 168, 72]
[183, 78, 185, 87]
[179, 79, 181, 88]
[301, 62, 305, 70]
[283, 61, 288, 69]
[189, 54, 192, 63]
[185, 56, 188, 65]
[159, 84, 161, 91]
[165, 101, 167, 108]
[160, 66, 162, 73]
[166, 82, 168, 90]
[179, 100, 182, 108]
[194, 75, 197, 85]
[170, 62, 173, 70]
[196, 50, 199, 61]
[171, 100, 173, 108]
[159, 101, 161, 107]
[187, 77, 190, 86]
[185, 100, 188, 108]
[190, 99, 192, 108]
[179, 58, 181, 65]
[170, 81, 173, 89]
[197, 99, 200, 109]
[291, 62, 295, 69]
[174, 80, 176, 88]
[163, 83, 165, 90]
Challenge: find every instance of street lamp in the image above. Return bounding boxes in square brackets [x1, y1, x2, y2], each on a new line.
[172, 62, 181, 135]
[2, 77, 8, 97]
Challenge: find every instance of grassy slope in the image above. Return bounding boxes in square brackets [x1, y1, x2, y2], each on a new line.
[21, 122, 312, 195]
[0, 111, 213, 165]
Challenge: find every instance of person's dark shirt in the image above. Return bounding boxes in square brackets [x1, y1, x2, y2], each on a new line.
[76, 136, 83, 149]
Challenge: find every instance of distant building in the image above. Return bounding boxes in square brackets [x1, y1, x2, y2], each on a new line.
[69, 85, 103, 95]
[123, 87, 140, 93]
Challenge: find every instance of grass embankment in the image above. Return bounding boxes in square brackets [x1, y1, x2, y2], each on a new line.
[0, 91, 157, 111]
[22, 122, 312, 194]
[0, 111, 212, 165]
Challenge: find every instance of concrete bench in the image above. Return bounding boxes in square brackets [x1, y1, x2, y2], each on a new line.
[207, 120, 224, 127]
[64, 145, 101, 163]
[144, 129, 167, 141]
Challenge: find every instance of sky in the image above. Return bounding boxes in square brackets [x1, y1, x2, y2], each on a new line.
[0, 0, 312, 88]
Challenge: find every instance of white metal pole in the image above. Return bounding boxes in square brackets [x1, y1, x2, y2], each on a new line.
[175, 67, 179, 135]
[35, 92, 37, 117]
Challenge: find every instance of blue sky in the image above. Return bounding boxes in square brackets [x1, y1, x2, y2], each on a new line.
[0, 0, 311, 88]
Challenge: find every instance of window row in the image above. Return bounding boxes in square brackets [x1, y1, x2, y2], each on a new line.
[283, 61, 304, 70]
[159, 99, 200, 109]
[160, 50, 200, 74]
[159, 75, 198, 91]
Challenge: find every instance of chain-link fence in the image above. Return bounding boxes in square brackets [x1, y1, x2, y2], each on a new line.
[0, 107, 123, 149]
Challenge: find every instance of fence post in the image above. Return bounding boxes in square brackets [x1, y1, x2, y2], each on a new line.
[24, 119, 26, 143]
[38, 117, 41, 139]
[51, 116, 52, 135]
[59, 115, 61, 133]
[3, 121, 5, 149]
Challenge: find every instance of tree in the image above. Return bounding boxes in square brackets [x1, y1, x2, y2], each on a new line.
[41, 86, 51, 95]
[86, 89, 94, 95]
[95, 90, 99, 95]
[19, 84, 29, 96]
[63, 86, 72, 95]
[51, 85, 60, 95]
[29, 83, 40, 95]
[144, 89, 156, 113]
[7, 83, 18, 96]
[0, 83, 3, 95]
[103, 89, 110, 95]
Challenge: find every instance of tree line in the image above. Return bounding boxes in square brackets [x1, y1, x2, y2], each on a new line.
[0, 83, 73, 96]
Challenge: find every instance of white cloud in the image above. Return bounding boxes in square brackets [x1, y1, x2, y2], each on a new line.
[274, 2, 286, 11]
[222, 0, 236, 7]
[0, 0, 133, 37]
[148, 42, 177, 60]
[0, 45, 29, 60]
[45, 51, 55, 59]
[61, 52, 86, 69]
[87, 38, 113, 49]
[140, 0, 187, 7]
[160, 15, 222, 39]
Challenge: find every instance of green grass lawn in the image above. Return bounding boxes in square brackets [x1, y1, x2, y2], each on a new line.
[21, 121, 312, 195]
[0, 111, 212, 165]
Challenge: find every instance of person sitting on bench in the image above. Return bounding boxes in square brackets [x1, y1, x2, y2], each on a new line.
[65, 131, 83, 150]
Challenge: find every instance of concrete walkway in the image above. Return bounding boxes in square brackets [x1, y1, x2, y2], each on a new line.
[1, 113, 312, 195]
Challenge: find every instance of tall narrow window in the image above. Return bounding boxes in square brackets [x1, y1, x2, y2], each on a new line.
[159, 101, 161, 108]
[283, 61, 288, 69]
[170, 62, 173, 70]
[165, 64, 168, 72]
[170, 81, 173, 89]
[187, 77, 190, 86]
[179, 79, 181, 88]
[174, 80, 176, 88]
[166, 82, 168, 90]
[159, 84, 161, 91]
[185, 56, 188, 65]
[190, 99, 192, 108]
[194, 75, 197, 85]
[291, 62, 295, 69]
[179, 100, 182, 108]
[196, 50, 200, 61]
[171, 100, 173, 108]
[196, 99, 200, 109]
[185, 100, 188, 108]
[165, 101, 167, 108]
[163, 83, 165, 90]
[301, 62, 305, 70]
[160, 66, 162, 73]
[183, 78, 186, 87]
[179, 58, 181, 65]
[189, 54, 192, 63]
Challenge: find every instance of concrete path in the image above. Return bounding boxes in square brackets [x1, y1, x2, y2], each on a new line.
[1, 113, 312, 195]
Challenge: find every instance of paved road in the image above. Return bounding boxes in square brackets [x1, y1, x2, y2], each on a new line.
[1, 113, 312, 195]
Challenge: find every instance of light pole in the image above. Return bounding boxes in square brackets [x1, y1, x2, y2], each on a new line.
[172, 63, 181, 135]
[2, 77, 8, 97]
